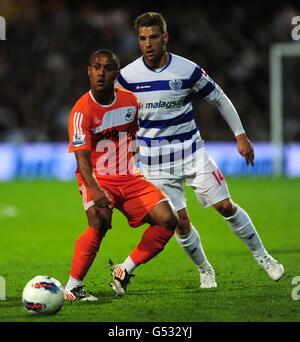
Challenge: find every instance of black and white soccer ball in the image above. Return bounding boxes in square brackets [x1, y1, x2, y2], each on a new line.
[22, 275, 64, 315]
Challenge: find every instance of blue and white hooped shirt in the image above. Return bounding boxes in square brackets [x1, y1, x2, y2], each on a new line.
[117, 53, 224, 170]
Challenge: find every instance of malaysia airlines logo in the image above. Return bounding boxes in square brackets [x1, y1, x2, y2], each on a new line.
[143, 98, 184, 110]
[169, 79, 182, 91]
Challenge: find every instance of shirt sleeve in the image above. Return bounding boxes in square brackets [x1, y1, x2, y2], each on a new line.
[192, 65, 245, 137]
[131, 110, 139, 136]
[68, 107, 91, 152]
[211, 92, 245, 137]
[192, 65, 221, 101]
[129, 95, 139, 136]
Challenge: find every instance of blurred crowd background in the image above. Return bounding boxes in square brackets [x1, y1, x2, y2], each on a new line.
[0, 0, 300, 143]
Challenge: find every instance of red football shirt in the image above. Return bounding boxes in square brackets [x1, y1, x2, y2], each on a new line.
[68, 88, 139, 177]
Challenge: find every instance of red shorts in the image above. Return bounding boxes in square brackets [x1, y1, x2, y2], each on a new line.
[77, 173, 167, 227]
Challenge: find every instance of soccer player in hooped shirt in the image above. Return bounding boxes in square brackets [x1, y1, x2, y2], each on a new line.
[116, 12, 284, 288]
[64, 49, 178, 300]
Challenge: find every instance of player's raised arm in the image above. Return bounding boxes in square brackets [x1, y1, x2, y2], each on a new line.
[193, 66, 255, 166]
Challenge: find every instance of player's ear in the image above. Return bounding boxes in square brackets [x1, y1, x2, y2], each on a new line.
[112, 69, 119, 82]
[163, 32, 169, 46]
[87, 66, 91, 77]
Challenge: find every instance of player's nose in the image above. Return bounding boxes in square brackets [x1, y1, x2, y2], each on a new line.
[98, 72, 105, 78]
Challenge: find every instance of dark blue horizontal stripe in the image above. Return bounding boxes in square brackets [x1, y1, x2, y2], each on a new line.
[190, 65, 203, 85]
[140, 140, 203, 165]
[121, 79, 194, 93]
[118, 64, 203, 93]
[139, 111, 194, 129]
[198, 81, 215, 98]
[137, 127, 199, 147]
[117, 73, 130, 89]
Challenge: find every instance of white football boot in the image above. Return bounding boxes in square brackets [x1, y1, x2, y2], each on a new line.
[64, 285, 98, 301]
[200, 268, 217, 288]
[110, 264, 134, 298]
[258, 255, 284, 281]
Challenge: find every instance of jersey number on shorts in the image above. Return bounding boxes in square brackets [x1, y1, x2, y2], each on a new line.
[212, 169, 224, 186]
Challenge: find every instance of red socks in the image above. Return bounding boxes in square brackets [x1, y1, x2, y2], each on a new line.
[70, 225, 173, 280]
[70, 226, 103, 281]
[130, 225, 174, 266]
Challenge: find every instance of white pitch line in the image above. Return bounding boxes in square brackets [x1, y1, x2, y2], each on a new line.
[0, 205, 19, 218]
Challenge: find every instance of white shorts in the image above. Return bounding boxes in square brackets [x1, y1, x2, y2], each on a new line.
[145, 148, 230, 211]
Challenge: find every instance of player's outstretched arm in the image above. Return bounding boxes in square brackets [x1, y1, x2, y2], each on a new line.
[75, 150, 113, 207]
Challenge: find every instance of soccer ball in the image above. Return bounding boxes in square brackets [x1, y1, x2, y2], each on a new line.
[22, 275, 64, 315]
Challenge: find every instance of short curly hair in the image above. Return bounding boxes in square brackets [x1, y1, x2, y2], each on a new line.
[88, 49, 120, 70]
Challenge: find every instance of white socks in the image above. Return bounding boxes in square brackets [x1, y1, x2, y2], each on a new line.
[175, 225, 212, 272]
[225, 206, 268, 259]
[65, 276, 83, 292]
[122, 256, 136, 275]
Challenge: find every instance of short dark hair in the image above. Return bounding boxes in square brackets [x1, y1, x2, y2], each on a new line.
[88, 49, 120, 70]
[134, 12, 167, 34]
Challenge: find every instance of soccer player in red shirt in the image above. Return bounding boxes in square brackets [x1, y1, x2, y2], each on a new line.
[64, 49, 178, 301]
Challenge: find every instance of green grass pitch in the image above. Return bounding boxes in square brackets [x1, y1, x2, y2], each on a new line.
[0, 178, 299, 322]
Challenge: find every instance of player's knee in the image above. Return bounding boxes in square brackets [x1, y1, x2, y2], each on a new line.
[87, 208, 109, 234]
[159, 210, 178, 232]
[177, 217, 191, 235]
[88, 216, 101, 230]
[214, 199, 237, 218]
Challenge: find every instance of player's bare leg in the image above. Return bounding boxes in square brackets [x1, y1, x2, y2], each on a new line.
[213, 198, 284, 281]
[111, 200, 178, 297]
[65, 205, 111, 301]
[175, 208, 217, 288]
[145, 200, 178, 231]
[146, 177, 216, 288]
